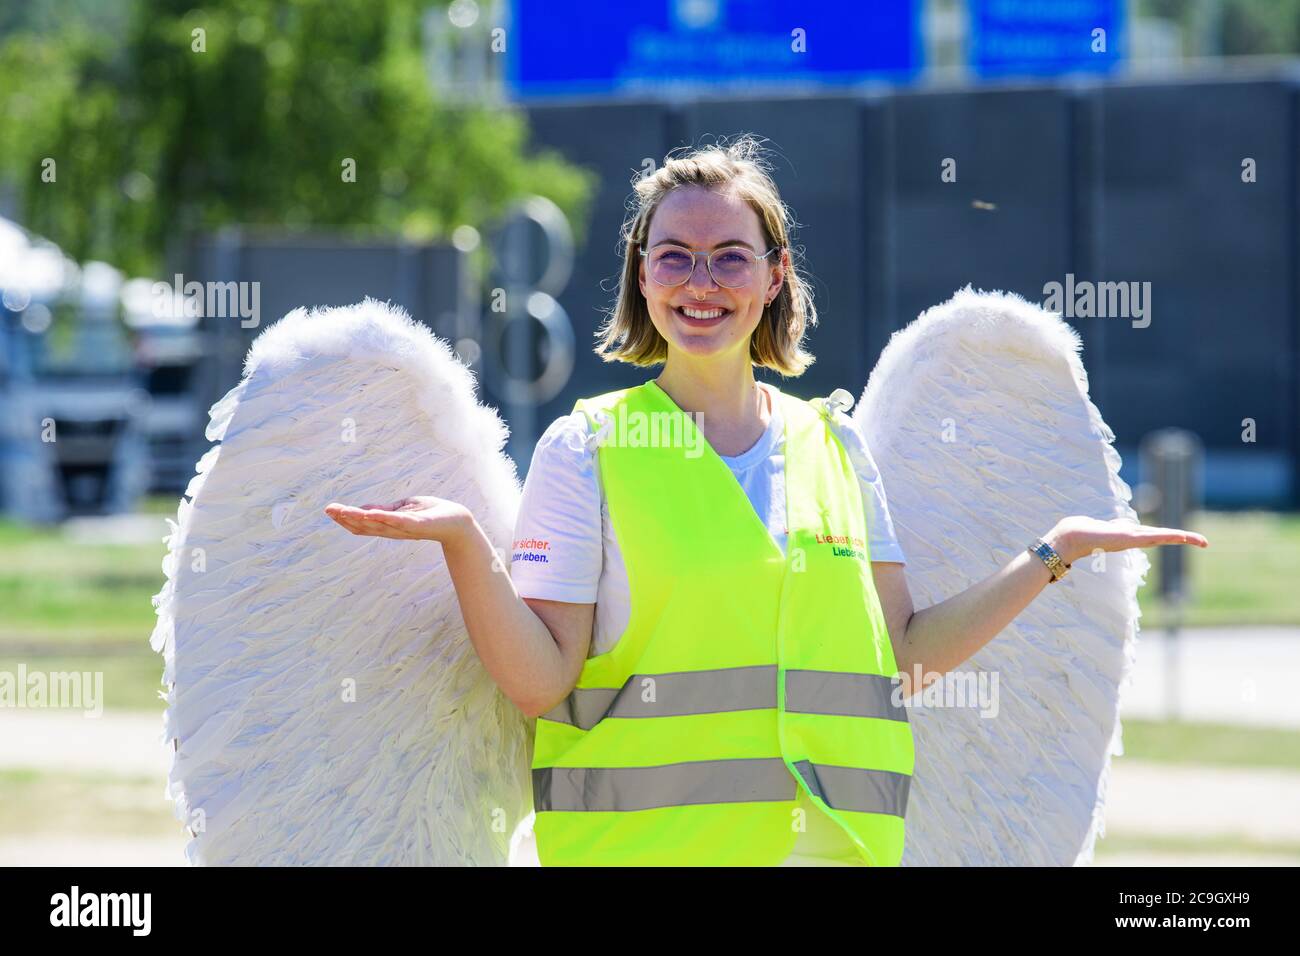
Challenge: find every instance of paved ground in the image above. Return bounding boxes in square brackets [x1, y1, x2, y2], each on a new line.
[1121, 627, 1300, 728]
[1101, 760, 1300, 843]
[1095, 852, 1294, 867]
[1, 710, 168, 778]
[0, 836, 186, 867]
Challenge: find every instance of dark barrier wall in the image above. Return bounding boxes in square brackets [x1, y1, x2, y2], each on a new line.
[517, 101, 682, 411]
[523, 74, 1300, 507]
[187, 233, 467, 435]
[1095, 79, 1297, 505]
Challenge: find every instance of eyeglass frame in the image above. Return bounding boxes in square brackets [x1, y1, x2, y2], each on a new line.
[638, 242, 783, 289]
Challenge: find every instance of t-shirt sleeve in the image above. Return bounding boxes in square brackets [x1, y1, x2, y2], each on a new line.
[826, 409, 907, 565]
[508, 411, 604, 603]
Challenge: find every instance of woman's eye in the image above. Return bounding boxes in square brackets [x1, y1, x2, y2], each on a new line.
[716, 251, 748, 265]
[657, 251, 690, 264]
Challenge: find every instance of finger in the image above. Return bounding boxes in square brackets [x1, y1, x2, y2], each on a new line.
[348, 507, 397, 521]
[334, 517, 379, 536]
[327, 504, 370, 518]
[334, 514, 376, 535]
[336, 511, 395, 534]
[358, 509, 408, 523]
[1140, 525, 1207, 544]
[1135, 527, 1209, 548]
[332, 502, 398, 517]
[325, 510, 360, 529]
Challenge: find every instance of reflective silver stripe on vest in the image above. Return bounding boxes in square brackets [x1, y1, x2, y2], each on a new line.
[534, 758, 794, 813]
[542, 665, 777, 730]
[541, 666, 907, 730]
[534, 758, 909, 817]
[785, 670, 910, 722]
[793, 760, 911, 817]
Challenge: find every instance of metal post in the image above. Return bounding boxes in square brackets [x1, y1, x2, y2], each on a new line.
[1139, 428, 1204, 722]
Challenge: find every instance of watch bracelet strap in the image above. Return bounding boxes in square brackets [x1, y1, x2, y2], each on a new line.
[1028, 538, 1070, 582]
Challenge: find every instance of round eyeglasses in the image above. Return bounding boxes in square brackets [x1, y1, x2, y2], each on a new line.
[639, 243, 780, 289]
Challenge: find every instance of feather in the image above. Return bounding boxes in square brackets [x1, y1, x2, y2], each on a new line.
[150, 298, 532, 865]
[856, 285, 1150, 866]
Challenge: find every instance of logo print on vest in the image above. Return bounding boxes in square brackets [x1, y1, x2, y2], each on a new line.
[815, 532, 865, 561]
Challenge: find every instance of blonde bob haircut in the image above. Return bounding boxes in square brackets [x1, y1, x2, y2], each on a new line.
[595, 135, 818, 376]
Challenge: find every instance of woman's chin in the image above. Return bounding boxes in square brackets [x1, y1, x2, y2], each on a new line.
[653, 313, 757, 359]
[667, 332, 733, 358]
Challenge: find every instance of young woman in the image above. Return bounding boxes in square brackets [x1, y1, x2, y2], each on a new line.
[324, 137, 1208, 866]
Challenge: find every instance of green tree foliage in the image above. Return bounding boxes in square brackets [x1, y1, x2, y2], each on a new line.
[0, 0, 595, 276]
[1219, 0, 1300, 55]
[1139, 0, 1300, 56]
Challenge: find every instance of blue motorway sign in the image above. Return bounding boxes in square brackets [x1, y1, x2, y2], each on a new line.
[969, 0, 1127, 78]
[506, 0, 923, 100]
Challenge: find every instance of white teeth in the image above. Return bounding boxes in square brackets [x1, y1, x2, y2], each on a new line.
[681, 307, 726, 319]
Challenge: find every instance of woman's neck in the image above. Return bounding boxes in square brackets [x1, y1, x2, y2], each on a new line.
[654, 357, 771, 458]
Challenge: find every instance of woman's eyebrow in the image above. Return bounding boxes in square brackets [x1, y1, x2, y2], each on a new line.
[651, 238, 757, 251]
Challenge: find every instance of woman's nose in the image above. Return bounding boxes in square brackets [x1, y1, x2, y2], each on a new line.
[683, 257, 720, 294]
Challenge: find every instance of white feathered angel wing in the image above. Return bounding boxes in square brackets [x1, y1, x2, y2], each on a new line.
[855, 286, 1149, 866]
[150, 298, 532, 865]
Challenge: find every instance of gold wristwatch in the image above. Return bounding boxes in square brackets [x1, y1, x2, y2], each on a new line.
[1028, 538, 1071, 583]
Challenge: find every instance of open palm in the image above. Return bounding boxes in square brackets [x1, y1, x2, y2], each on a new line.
[1053, 514, 1209, 565]
[324, 496, 471, 543]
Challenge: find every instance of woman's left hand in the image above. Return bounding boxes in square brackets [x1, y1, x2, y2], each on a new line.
[324, 496, 473, 544]
[1047, 515, 1209, 565]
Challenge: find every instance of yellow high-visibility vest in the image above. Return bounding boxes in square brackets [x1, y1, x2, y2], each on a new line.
[531, 380, 914, 865]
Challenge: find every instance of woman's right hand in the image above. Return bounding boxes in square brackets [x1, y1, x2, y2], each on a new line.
[324, 496, 474, 545]
[327, 495, 591, 719]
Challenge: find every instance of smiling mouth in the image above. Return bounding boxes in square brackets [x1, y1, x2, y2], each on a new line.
[674, 305, 732, 324]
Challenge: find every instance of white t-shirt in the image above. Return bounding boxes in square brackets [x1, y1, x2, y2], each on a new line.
[509, 380, 906, 866]
[510, 382, 905, 655]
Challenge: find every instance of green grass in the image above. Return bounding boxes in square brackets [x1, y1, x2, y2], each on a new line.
[135, 495, 186, 517]
[0, 655, 165, 712]
[0, 505, 173, 709]
[1, 507, 1296, 646]
[1136, 510, 1300, 628]
[1119, 718, 1300, 770]
[0, 513, 170, 645]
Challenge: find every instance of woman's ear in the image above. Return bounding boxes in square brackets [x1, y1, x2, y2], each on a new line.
[766, 248, 787, 304]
